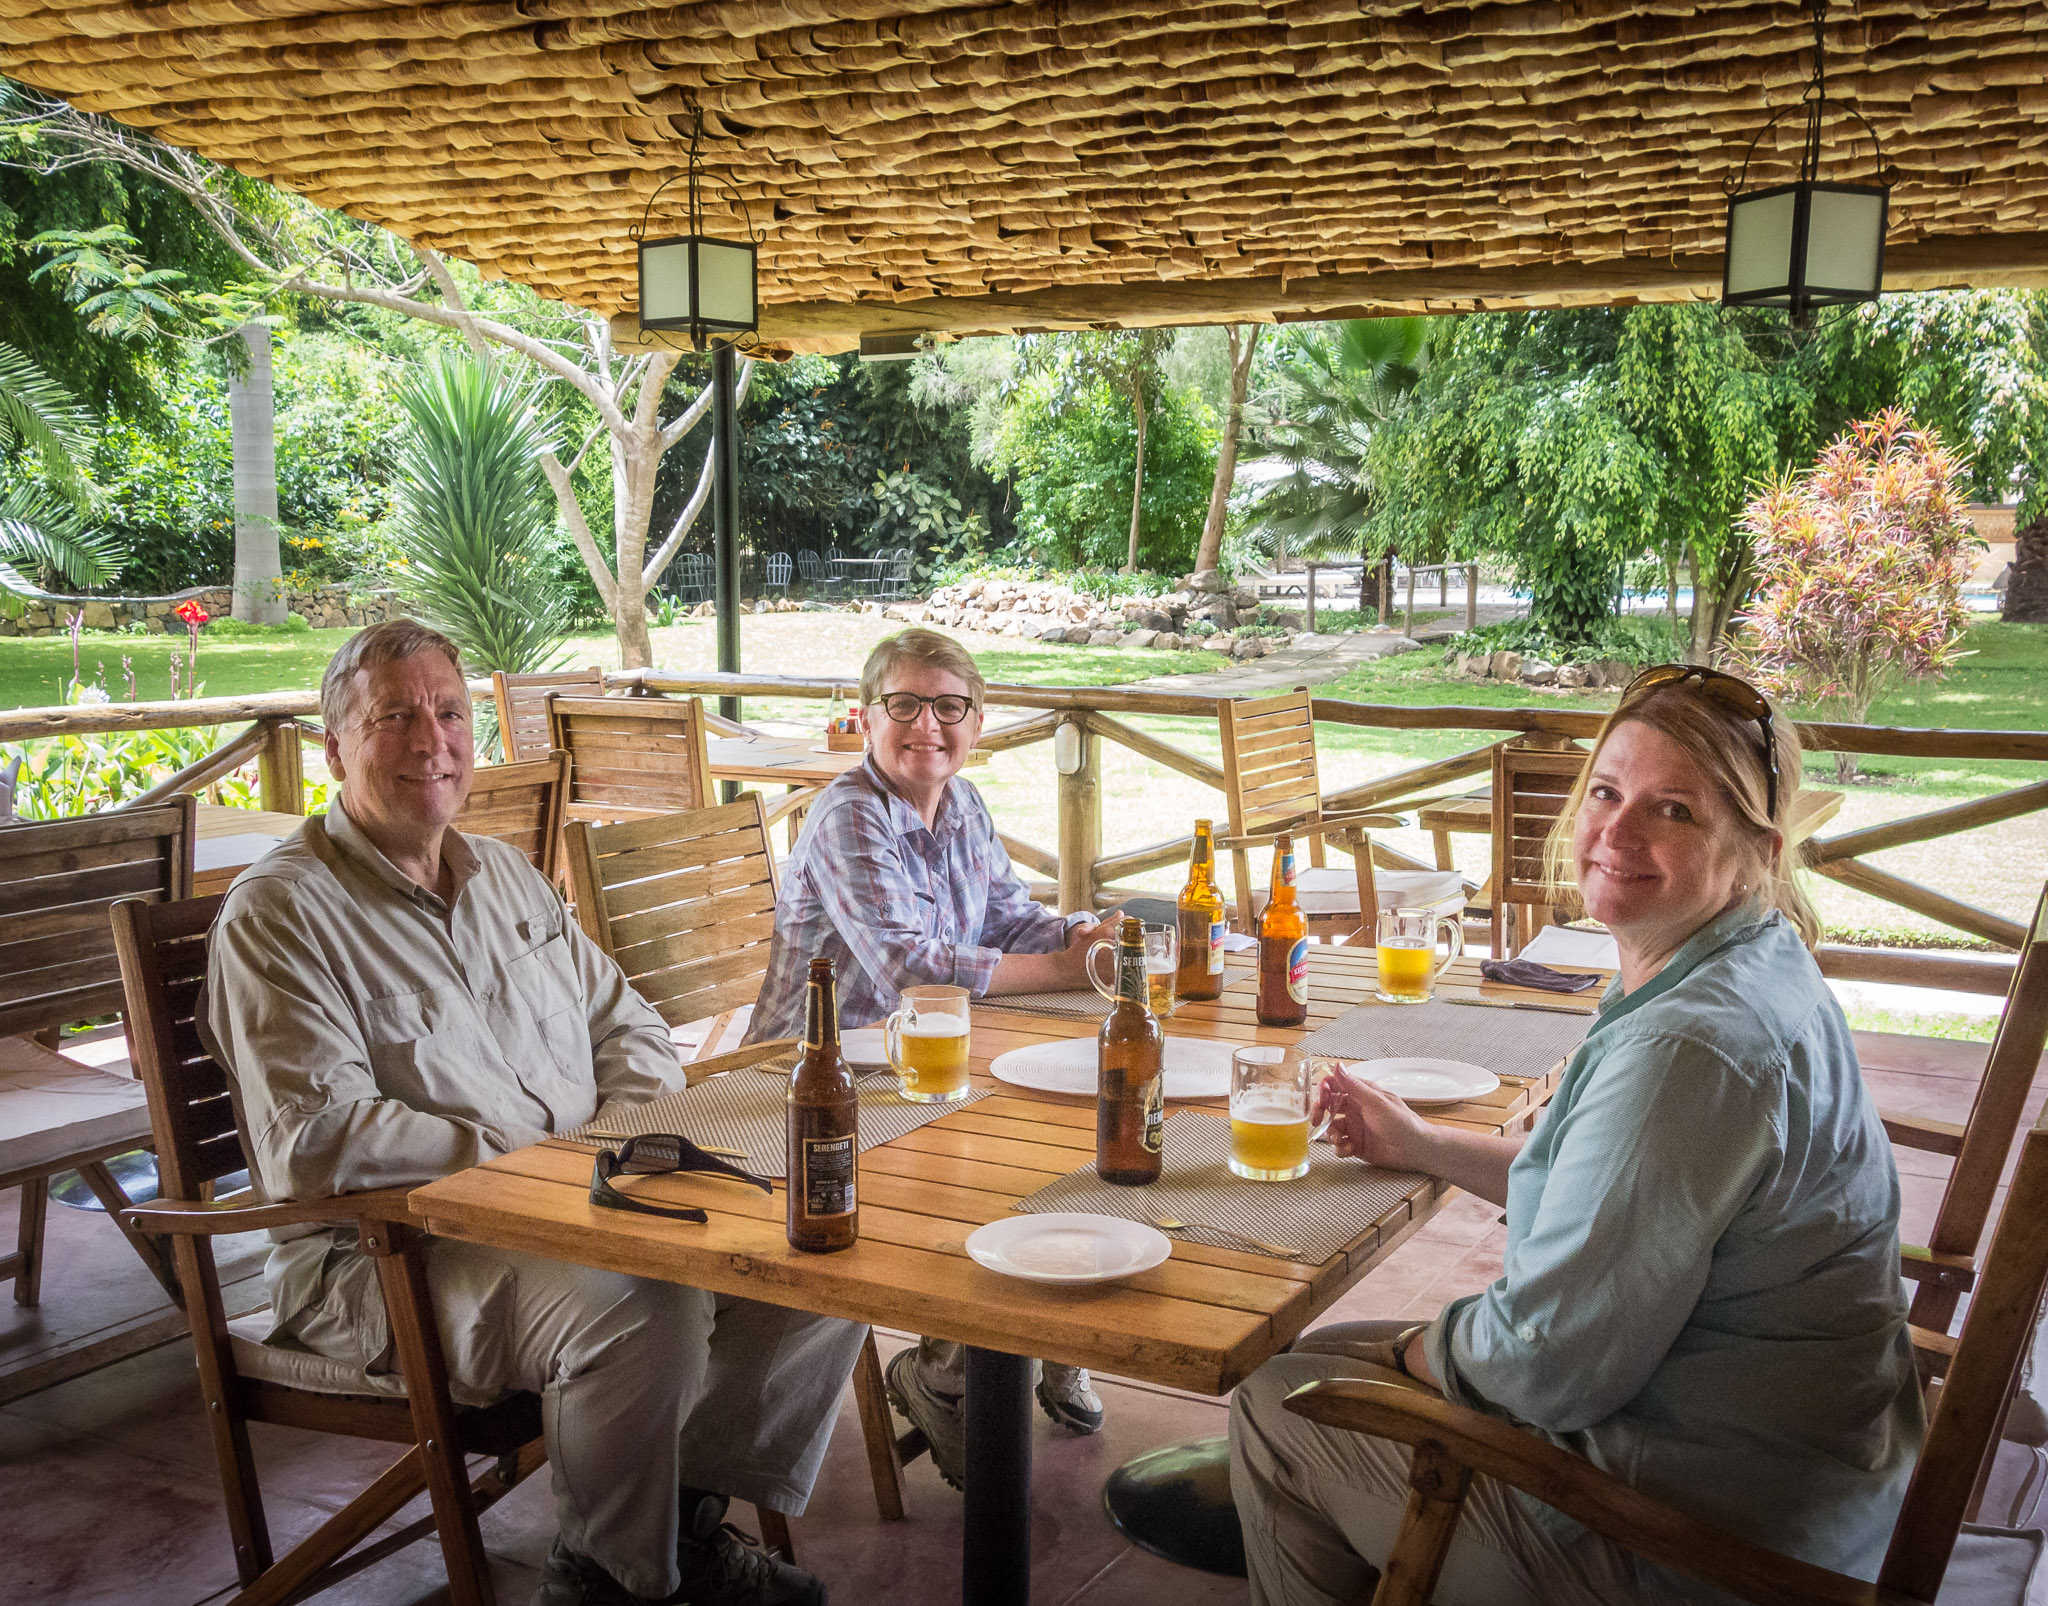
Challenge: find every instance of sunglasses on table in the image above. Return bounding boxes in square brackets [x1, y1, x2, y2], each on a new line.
[869, 692, 978, 726]
[588, 1132, 774, 1225]
[1619, 664, 1780, 821]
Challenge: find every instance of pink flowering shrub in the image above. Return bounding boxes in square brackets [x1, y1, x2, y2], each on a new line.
[1736, 408, 1979, 778]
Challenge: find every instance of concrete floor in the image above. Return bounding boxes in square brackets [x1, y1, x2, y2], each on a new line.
[0, 1027, 2029, 1606]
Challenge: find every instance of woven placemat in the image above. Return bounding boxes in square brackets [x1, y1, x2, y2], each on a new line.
[1296, 998, 1592, 1081]
[1015, 1111, 1425, 1261]
[559, 1052, 986, 1180]
[977, 988, 1114, 1021]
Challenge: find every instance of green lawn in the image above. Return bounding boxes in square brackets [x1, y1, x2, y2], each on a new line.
[0, 627, 356, 709]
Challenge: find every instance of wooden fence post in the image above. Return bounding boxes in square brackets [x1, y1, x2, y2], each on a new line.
[1465, 565, 1478, 632]
[1056, 715, 1101, 914]
[257, 719, 304, 814]
[1404, 567, 1417, 639]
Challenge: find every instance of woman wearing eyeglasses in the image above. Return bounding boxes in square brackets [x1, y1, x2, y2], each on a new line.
[1230, 666, 1922, 1606]
[748, 627, 1122, 1483]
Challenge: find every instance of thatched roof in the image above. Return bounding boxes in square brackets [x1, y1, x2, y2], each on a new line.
[1, 0, 2043, 354]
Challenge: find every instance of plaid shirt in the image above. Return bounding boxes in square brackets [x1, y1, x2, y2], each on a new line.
[747, 757, 1080, 1041]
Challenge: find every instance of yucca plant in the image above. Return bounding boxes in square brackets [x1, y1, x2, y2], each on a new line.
[387, 350, 574, 689]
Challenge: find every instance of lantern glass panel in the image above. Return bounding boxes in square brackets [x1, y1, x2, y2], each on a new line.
[695, 239, 756, 327]
[640, 239, 696, 327]
[1804, 189, 1885, 296]
[1725, 189, 1796, 299]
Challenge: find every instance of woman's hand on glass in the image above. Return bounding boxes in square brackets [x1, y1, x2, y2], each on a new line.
[1314, 1064, 1436, 1173]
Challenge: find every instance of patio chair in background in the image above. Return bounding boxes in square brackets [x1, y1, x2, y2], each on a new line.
[766, 552, 793, 596]
[1285, 1096, 2048, 1606]
[110, 892, 547, 1606]
[452, 750, 571, 882]
[1, 796, 194, 1307]
[675, 551, 714, 606]
[1216, 688, 1445, 944]
[881, 547, 916, 600]
[548, 693, 715, 825]
[490, 666, 604, 764]
[796, 549, 836, 601]
[561, 796, 917, 1533]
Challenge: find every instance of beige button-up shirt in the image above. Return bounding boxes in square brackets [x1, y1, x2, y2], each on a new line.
[205, 797, 684, 1332]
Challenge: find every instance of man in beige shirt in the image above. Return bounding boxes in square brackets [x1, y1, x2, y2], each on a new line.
[205, 620, 863, 1606]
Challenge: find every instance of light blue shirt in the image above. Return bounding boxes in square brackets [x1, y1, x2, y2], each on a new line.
[1423, 904, 1924, 1598]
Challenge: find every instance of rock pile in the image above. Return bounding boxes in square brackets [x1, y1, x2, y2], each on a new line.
[901, 569, 1298, 656]
[1450, 650, 1642, 690]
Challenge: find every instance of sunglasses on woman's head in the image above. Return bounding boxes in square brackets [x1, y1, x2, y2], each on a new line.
[871, 692, 976, 726]
[1619, 665, 1780, 822]
[588, 1132, 774, 1224]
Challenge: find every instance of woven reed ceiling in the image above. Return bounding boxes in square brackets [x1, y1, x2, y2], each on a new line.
[2, 0, 2045, 354]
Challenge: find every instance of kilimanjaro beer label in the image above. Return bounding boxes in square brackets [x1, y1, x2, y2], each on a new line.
[1287, 938, 1308, 1004]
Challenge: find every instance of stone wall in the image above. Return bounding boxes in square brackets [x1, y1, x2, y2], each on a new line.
[0, 584, 404, 637]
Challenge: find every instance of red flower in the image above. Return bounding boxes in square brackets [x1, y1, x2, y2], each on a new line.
[175, 600, 210, 627]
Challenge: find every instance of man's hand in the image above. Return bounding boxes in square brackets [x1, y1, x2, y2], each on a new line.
[1051, 909, 1122, 989]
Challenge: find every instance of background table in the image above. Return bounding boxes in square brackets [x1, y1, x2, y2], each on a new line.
[409, 943, 1579, 1603]
[192, 803, 303, 896]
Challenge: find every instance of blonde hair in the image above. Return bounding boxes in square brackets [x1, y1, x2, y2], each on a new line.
[860, 627, 986, 710]
[1542, 679, 1821, 950]
[320, 619, 466, 734]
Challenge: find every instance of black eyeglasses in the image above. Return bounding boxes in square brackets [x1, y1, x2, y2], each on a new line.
[1619, 664, 1780, 821]
[871, 691, 977, 726]
[589, 1133, 774, 1224]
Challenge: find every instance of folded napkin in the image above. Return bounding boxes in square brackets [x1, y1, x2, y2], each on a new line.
[1479, 958, 1604, 994]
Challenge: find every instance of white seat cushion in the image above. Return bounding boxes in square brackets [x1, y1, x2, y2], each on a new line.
[1935, 1524, 2042, 1605]
[225, 1311, 500, 1407]
[1250, 868, 1467, 920]
[0, 1035, 152, 1178]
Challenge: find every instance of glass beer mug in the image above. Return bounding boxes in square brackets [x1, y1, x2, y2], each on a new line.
[1088, 923, 1178, 1017]
[1374, 905, 1463, 1004]
[882, 984, 972, 1102]
[1229, 1045, 1336, 1181]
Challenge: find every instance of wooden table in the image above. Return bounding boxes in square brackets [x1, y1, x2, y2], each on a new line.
[192, 803, 304, 896]
[409, 945, 1579, 1604]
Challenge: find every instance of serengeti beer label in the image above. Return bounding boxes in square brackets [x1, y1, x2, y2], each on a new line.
[1141, 1075, 1164, 1154]
[803, 1135, 856, 1218]
[1287, 938, 1308, 1005]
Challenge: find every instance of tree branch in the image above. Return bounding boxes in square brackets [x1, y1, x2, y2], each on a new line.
[416, 246, 489, 362]
[539, 449, 618, 610]
[643, 359, 753, 587]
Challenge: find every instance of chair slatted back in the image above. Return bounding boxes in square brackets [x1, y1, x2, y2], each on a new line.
[0, 796, 196, 1038]
[1908, 887, 2048, 1338]
[1218, 689, 1329, 928]
[453, 751, 571, 882]
[549, 694, 715, 825]
[563, 796, 781, 1028]
[1489, 741, 1586, 956]
[109, 892, 242, 1200]
[491, 667, 603, 764]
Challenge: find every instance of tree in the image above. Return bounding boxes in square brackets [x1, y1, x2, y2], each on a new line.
[385, 350, 573, 681]
[1737, 410, 1978, 778]
[226, 323, 284, 621]
[1194, 323, 1260, 577]
[0, 336, 124, 588]
[2, 88, 738, 669]
[1014, 330, 1174, 571]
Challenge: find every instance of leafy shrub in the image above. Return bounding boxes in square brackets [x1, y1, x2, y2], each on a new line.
[1449, 613, 1685, 666]
[206, 613, 312, 640]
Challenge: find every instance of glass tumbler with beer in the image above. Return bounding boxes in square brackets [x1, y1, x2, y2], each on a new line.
[1374, 905, 1464, 1004]
[882, 984, 972, 1102]
[1088, 923, 1179, 1017]
[1229, 1045, 1334, 1181]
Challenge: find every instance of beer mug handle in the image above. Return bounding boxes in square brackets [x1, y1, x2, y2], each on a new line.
[1434, 915, 1465, 980]
[883, 1007, 908, 1074]
[1306, 1058, 1337, 1143]
[1086, 938, 1118, 1002]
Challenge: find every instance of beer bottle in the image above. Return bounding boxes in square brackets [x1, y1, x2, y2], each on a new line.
[1175, 819, 1227, 1003]
[1256, 833, 1309, 1027]
[1097, 914, 1164, 1185]
[787, 956, 858, 1252]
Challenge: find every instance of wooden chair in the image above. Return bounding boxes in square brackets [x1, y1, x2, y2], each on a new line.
[1488, 739, 1587, 958]
[549, 693, 716, 827]
[1216, 688, 1427, 943]
[562, 796, 916, 1534]
[453, 749, 571, 882]
[0, 796, 195, 1305]
[110, 893, 546, 1606]
[490, 666, 603, 764]
[1284, 1100, 2048, 1606]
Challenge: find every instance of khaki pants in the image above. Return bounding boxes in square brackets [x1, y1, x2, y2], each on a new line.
[281, 1237, 867, 1601]
[1228, 1322, 1684, 1606]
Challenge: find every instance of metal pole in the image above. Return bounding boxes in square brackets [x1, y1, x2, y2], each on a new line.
[711, 343, 743, 730]
[963, 1346, 1033, 1605]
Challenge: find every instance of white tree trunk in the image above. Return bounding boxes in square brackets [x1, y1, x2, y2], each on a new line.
[227, 324, 286, 624]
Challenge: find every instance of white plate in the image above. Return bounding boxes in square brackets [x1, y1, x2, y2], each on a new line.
[965, 1213, 1172, 1285]
[841, 1028, 889, 1066]
[987, 1035, 1234, 1099]
[1350, 1058, 1499, 1106]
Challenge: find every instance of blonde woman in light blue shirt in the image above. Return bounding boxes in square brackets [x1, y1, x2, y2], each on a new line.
[1230, 668, 1922, 1606]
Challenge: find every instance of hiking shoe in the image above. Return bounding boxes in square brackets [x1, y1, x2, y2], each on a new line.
[1036, 1363, 1104, 1435]
[674, 1489, 826, 1606]
[533, 1539, 654, 1606]
[883, 1345, 966, 1491]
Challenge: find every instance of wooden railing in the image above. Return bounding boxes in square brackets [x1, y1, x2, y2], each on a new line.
[4, 671, 2042, 996]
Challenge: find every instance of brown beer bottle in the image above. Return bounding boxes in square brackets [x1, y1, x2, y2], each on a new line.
[1097, 914, 1165, 1185]
[1256, 834, 1309, 1027]
[1175, 819, 1227, 1003]
[787, 956, 858, 1252]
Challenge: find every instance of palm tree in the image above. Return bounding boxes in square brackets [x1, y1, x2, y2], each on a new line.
[0, 339, 124, 590]
[1239, 317, 1430, 564]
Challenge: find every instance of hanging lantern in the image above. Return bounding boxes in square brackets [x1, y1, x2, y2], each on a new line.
[634, 109, 759, 349]
[1722, 0, 1892, 328]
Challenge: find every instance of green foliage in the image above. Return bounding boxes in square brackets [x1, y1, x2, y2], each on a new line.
[385, 351, 572, 677]
[0, 335, 125, 588]
[1450, 612, 1686, 666]
[204, 612, 311, 639]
